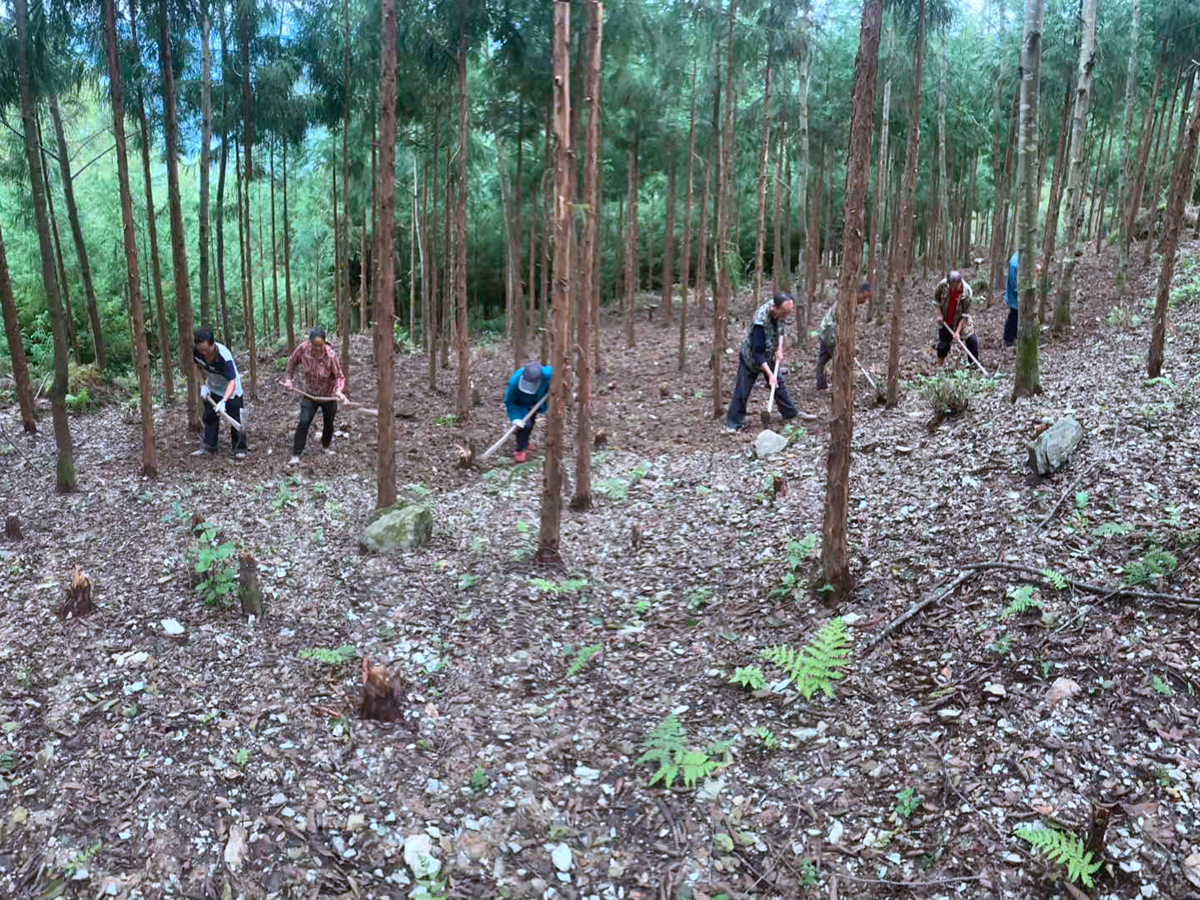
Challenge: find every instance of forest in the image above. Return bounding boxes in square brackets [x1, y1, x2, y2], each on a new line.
[2, 0, 1200, 895]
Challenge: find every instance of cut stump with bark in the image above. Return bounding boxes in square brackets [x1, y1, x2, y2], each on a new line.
[1027, 415, 1086, 476]
[360, 657, 404, 723]
[238, 551, 263, 618]
[58, 565, 95, 618]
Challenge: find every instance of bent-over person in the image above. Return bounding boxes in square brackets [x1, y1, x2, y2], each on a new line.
[933, 271, 980, 367]
[725, 292, 800, 432]
[193, 328, 247, 458]
[504, 362, 551, 463]
[815, 281, 873, 390]
[284, 327, 346, 464]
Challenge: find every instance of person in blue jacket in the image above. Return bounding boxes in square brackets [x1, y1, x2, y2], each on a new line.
[504, 362, 551, 462]
[1005, 253, 1040, 348]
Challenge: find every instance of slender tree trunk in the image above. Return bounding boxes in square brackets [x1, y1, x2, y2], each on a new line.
[1092, 127, 1112, 249]
[987, 75, 1009, 307]
[805, 146, 823, 325]
[869, 24, 892, 320]
[258, 183, 268, 338]
[771, 119, 785, 292]
[0, 220, 37, 432]
[283, 142, 295, 351]
[1122, 40, 1165, 277]
[713, 0, 737, 420]
[332, 161, 340, 333]
[159, 0, 201, 426]
[1013, 0, 1046, 399]
[1144, 71, 1183, 264]
[895, 0, 926, 280]
[428, 124, 440, 387]
[694, 125, 713, 340]
[573, 0, 602, 513]
[753, 46, 774, 302]
[39, 122, 78, 363]
[48, 97, 106, 370]
[103, 0, 156, 475]
[679, 57, 698, 371]
[341, 0, 352, 366]
[15, 0, 74, 489]
[376, 0, 398, 508]
[1148, 74, 1200, 376]
[822, 0, 882, 604]
[133, 0, 175, 400]
[199, 5, 213, 328]
[795, 7, 810, 344]
[269, 141, 280, 336]
[624, 142, 639, 348]
[455, 0, 471, 418]
[1038, 77, 1074, 322]
[445, 138, 456, 369]
[661, 154, 677, 318]
[539, 0, 572, 566]
[1052, 0, 1096, 332]
[1114, 0, 1141, 295]
[936, 46, 950, 272]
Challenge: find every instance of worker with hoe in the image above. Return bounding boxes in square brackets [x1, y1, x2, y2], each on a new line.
[933, 270, 980, 367]
[192, 327, 247, 459]
[504, 362, 552, 463]
[725, 291, 800, 432]
[815, 281, 873, 390]
[284, 326, 347, 465]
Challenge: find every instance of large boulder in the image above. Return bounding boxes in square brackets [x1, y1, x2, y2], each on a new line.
[1027, 416, 1086, 476]
[753, 429, 789, 458]
[359, 505, 433, 552]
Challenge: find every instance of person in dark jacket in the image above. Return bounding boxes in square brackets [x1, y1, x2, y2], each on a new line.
[504, 363, 551, 462]
[815, 282, 872, 390]
[725, 292, 800, 432]
[192, 328, 247, 458]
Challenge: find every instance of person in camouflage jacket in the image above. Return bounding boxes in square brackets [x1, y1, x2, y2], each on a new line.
[933, 270, 980, 366]
[815, 282, 872, 390]
[725, 292, 800, 431]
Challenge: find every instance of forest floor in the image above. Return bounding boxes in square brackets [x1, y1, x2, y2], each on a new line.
[2, 239, 1200, 900]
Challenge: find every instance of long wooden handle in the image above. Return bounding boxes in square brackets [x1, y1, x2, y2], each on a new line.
[943, 320, 989, 376]
[481, 395, 547, 461]
[204, 393, 243, 432]
[854, 357, 879, 392]
[766, 356, 781, 413]
[282, 382, 379, 415]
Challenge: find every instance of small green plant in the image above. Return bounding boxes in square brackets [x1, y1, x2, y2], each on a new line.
[65, 388, 92, 411]
[798, 859, 818, 886]
[433, 414, 459, 427]
[271, 480, 298, 510]
[469, 766, 489, 792]
[1014, 825, 1102, 889]
[0, 750, 14, 773]
[752, 726, 778, 751]
[596, 478, 629, 501]
[235, 748, 250, 767]
[566, 643, 602, 678]
[1002, 585, 1044, 618]
[1103, 306, 1141, 329]
[637, 714, 732, 790]
[781, 422, 806, 443]
[1151, 674, 1173, 696]
[894, 787, 923, 819]
[770, 534, 818, 599]
[298, 644, 356, 665]
[457, 573, 478, 590]
[760, 617, 851, 700]
[528, 576, 589, 594]
[191, 523, 237, 606]
[1152, 762, 1173, 787]
[728, 666, 767, 691]
[1123, 545, 1178, 585]
[1092, 521, 1133, 539]
[914, 370, 995, 423]
[310, 481, 330, 498]
[64, 842, 101, 878]
[988, 634, 1012, 655]
[1040, 569, 1066, 590]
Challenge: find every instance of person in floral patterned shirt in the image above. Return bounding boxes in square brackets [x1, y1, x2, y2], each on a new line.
[284, 327, 347, 464]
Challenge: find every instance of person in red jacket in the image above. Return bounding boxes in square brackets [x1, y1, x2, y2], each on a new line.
[284, 327, 347, 464]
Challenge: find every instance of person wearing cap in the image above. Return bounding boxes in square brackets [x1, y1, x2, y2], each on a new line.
[815, 282, 873, 391]
[193, 327, 247, 458]
[504, 362, 552, 462]
[933, 270, 980, 367]
[284, 327, 347, 464]
[725, 292, 800, 432]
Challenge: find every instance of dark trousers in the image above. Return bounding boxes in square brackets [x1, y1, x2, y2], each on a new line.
[1004, 307, 1018, 347]
[515, 411, 538, 451]
[202, 394, 246, 452]
[293, 398, 338, 455]
[816, 342, 834, 390]
[936, 325, 980, 365]
[726, 357, 798, 429]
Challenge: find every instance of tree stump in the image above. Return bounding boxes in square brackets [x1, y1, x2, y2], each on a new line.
[1027, 416, 1086, 476]
[593, 428, 608, 449]
[57, 566, 95, 618]
[4, 515, 21, 541]
[238, 552, 263, 618]
[360, 658, 404, 722]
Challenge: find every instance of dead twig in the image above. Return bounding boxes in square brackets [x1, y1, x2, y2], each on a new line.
[864, 570, 977, 651]
[1033, 462, 1098, 534]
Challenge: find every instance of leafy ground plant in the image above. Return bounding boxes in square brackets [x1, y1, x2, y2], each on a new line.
[1014, 825, 1102, 888]
[637, 714, 732, 790]
[565, 643, 602, 678]
[298, 644, 356, 665]
[760, 617, 851, 700]
[191, 522, 237, 606]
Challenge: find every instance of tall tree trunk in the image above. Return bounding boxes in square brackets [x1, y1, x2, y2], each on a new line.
[1145, 72, 1185, 263]
[0, 220, 37, 432]
[270, 141, 280, 336]
[445, 135, 456, 368]
[1013, 0, 1046, 400]
[199, 5, 213, 328]
[39, 122, 78, 363]
[539, 0, 572, 566]
[1122, 40, 1165, 281]
[376, 0, 398, 508]
[159, 0, 200, 425]
[822, 0, 881, 605]
[624, 142, 639, 348]
[283, 142, 295, 351]
[794, 5, 810, 346]
[455, 0, 471, 418]
[679, 57, 699, 371]
[713, 0, 737, 420]
[1052, 0, 1096, 332]
[15, 0, 74, 489]
[48, 97, 106, 370]
[986, 75, 1009, 308]
[341, 0, 352, 365]
[1114, 0, 1141, 296]
[258, 183, 268, 337]
[1148, 74, 1200, 377]
[805, 146, 823, 328]
[332, 161, 340, 334]
[428, 124, 440, 387]
[753, 45, 774, 302]
[573, 0, 602, 513]
[661, 153, 677, 318]
[103, 0, 156, 475]
[895, 0, 926, 281]
[771, 119, 785, 292]
[1038, 77, 1074, 323]
[1092, 127, 1112, 250]
[869, 23, 892, 321]
[936, 46, 950, 273]
[694, 123, 713, 340]
[132, 0, 174, 400]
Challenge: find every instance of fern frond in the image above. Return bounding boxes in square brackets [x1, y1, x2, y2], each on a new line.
[637, 714, 687, 788]
[1040, 568, 1067, 590]
[1092, 521, 1132, 539]
[566, 643, 602, 678]
[1002, 585, 1044, 618]
[1014, 825, 1103, 888]
[729, 666, 767, 691]
[760, 618, 851, 700]
[298, 644, 356, 665]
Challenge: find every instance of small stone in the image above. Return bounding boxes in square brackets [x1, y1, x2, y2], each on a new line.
[938, 708, 963, 719]
[551, 842, 573, 872]
[753, 430, 789, 458]
[161, 618, 185, 636]
[984, 683, 1007, 698]
[269, 792, 287, 807]
[574, 765, 601, 785]
[1046, 677, 1081, 706]
[224, 825, 249, 870]
[281, 806, 296, 818]
[347, 814, 367, 832]
[827, 821, 844, 844]
[840, 613, 864, 626]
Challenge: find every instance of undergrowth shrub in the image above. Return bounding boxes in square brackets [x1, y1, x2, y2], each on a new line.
[914, 370, 995, 425]
[190, 522, 237, 606]
[637, 714, 733, 790]
[759, 617, 851, 700]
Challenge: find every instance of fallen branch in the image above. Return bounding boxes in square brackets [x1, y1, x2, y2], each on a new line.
[282, 383, 379, 416]
[864, 570, 978, 651]
[1033, 462, 1098, 534]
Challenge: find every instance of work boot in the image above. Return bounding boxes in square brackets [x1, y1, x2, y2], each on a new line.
[514, 450, 527, 463]
[288, 455, 300, 466]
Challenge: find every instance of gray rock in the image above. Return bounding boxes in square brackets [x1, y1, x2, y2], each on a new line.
[359, 506, 434, 552]
[753, 430, 789, 458]
[1026, 416, 1086, 475]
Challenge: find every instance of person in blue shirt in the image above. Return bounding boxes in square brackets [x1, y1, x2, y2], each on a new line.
[504, 362, 551, 462]
[1005, 253, 1040, 348]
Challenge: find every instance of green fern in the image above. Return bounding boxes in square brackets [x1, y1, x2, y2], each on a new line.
[1124, 547, 1178, 586]
[1092, 521, 1133, 539]
[298, 644, 356, 665]
[1014, 825, 1102, 888]
[566, 643, 602, 678]
[760, 617, 851, 700]
[1040, 569, 1066, 590]
[1002, 585, 1044, 618]
[637, 714, 730, 790]
[596, 478, 629, 501]
[728, 666, 767, 691]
